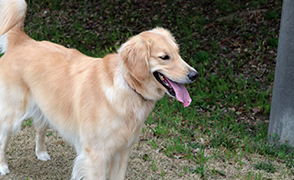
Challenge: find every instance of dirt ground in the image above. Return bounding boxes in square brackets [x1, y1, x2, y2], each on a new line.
[1, 125, 200, 180]
[1, 125, 293, 180]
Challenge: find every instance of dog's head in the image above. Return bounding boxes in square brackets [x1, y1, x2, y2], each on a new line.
[118, 28, 198, 107]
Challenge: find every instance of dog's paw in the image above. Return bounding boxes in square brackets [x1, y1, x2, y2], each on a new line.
[0, 164, 10, 175]
[36, 151, 51, 161]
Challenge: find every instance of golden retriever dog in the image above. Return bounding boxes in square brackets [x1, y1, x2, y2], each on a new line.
[0, 0, 198, 179]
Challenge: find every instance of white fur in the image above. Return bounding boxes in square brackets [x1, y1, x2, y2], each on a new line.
[72, 153, 86, 180]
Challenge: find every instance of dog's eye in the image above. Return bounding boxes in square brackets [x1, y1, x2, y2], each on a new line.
[159, 55, 170, 60]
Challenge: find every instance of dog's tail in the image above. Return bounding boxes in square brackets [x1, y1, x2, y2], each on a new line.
[0, 0, 28, 53]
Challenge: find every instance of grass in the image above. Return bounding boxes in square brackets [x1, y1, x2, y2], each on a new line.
[20, 0, 293, 179]
[23, 118, 33, 127]
[254, 161, 276, 173]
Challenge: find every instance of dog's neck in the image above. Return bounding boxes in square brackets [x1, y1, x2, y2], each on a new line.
[122, 73, 153, 102]
[128, 84, 150, 101]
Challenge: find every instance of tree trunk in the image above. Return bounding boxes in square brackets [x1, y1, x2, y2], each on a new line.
[268, 0, 294, 146]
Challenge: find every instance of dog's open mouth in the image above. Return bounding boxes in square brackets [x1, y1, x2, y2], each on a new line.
[153, 72, 192, 107]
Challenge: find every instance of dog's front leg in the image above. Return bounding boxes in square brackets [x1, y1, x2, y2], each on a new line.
[84, 148, 108, 180]
[108, 146, 132, 180]
[34, 122, 51, 161]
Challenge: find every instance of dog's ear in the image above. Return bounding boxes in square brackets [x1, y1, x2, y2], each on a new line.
[119, 36, 151, 82]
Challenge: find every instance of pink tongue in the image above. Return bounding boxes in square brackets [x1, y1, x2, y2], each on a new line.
[165, 78, 192, 107]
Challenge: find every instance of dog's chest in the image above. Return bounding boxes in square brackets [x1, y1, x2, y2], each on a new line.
[106, 101, 154, 148]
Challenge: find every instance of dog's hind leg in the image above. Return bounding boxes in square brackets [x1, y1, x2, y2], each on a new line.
[0, 78, 30, 175]
[0, 107, 26, 175]
[34, 121, 51, 161]
[0, 126, 12, 175]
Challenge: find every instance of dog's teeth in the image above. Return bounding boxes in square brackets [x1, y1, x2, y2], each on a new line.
[159, 75, 164, 81]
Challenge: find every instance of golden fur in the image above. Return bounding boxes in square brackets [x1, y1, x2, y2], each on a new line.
[0, 0, 197, 179]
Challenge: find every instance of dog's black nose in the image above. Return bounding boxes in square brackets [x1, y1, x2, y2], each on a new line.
[188, 71, 198, 81]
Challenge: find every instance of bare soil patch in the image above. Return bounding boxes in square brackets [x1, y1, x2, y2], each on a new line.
[1, 125, 292, 180]
[2, 126, 200, 180]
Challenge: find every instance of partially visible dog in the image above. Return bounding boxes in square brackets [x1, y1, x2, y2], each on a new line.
[0, 0, 198, 179]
